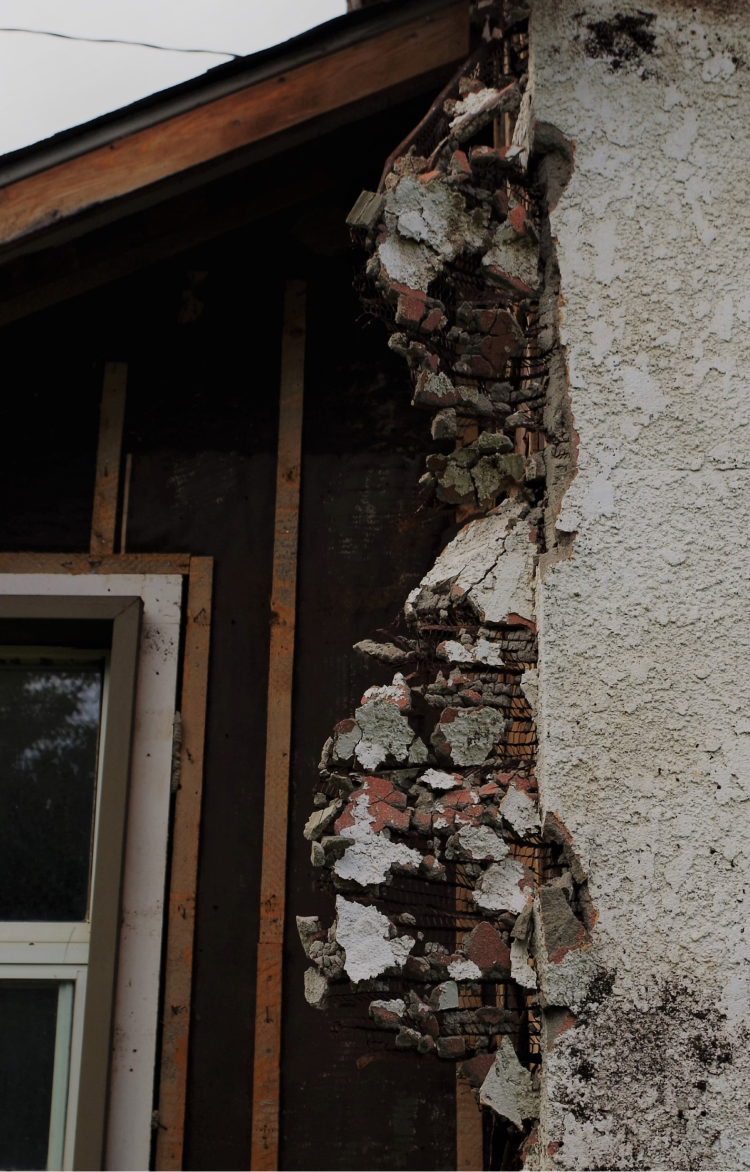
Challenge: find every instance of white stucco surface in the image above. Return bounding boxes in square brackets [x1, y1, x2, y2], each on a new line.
[531, 2, 750, 1166]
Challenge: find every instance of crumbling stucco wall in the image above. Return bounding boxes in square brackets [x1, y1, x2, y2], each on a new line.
[531, 2, 750, 1167]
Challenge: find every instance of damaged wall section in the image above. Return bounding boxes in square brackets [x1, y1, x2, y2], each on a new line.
[296, 3, 591, 1163]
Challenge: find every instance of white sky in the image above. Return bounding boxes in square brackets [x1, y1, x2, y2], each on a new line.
[0, 0, 347, 158]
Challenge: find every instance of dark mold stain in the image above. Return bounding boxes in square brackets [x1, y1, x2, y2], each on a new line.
[584, 12, 657, 71]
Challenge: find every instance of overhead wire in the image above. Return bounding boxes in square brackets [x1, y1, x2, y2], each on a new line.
[0, 26, 239, 58]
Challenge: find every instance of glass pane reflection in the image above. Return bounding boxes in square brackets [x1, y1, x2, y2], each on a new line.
[0, 661, 103, 921]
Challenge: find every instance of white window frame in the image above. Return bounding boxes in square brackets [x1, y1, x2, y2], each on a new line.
[0, 574, 183, 1170]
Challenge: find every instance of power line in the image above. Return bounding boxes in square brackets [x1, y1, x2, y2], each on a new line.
[0, 26, 239, 58]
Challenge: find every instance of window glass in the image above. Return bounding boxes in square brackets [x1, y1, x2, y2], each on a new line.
[0, 658, 104, 921]
[0, 980, 74, 1171]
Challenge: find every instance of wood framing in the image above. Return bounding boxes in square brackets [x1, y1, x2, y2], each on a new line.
[0, 3, 468, 252]
[251, 280, 306, 1170]
[0, 552, 191, 575]
[156, 557, 214, 1171]
[90, 362, 127, 556]
[456, 1075, 484, 1171]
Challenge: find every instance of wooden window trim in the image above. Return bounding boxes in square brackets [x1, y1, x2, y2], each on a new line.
[0, 594, 142, 1170]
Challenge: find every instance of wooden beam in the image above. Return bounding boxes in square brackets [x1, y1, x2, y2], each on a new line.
[251, 280, 305, 1171]
[90, 362, 127, 556]
[156, 557, 214, 1171]
[0, 552, 190, 575]
[456, 1074, 484, 1171]
[0, 5, 469, 251]
[120, 453, 133, 554]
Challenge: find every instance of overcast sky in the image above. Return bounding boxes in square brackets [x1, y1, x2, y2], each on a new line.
[0, 0, 347, 158]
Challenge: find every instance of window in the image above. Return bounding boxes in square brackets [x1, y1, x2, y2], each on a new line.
[0, 597, 141, 1171]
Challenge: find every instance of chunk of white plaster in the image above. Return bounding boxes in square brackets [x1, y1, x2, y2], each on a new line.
[449, 85, 520, 140]
[433, 705, 505, 765]
[408, 737, 429, 764]
[454, 824, 509, 862]
[499, 787, 541, 836]
[377, 233, 438, 291]
[510, 939, 537, 990]
[474, 858, 530, 914]
[353, 675, 421, 769]
[333, 722, 362, 762]
[334, 790, 422, 887]
[370, 998, 405, 1015]
[438, 637, 505, 667]
[303, 966, 329, 1008]
[479, 1037, 539, 1127]
[448, 957, 483, 980]
[520, 668, 538, 718]
[386, 176, 486, 263]
[482, 233, 539, 289]
[409, 502, 534, 624]
[420, 768, 462, 790]
[434, 980, 459, 1009]
[335, 897, 415, 982]
[468, 519, 535, 624]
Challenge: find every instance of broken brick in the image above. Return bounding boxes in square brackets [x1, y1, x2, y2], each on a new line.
[465, 921, 511, 972]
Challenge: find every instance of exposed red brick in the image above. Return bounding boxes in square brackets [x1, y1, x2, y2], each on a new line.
[458, 1052, 495, 1087]
[465, 921, 511, 971]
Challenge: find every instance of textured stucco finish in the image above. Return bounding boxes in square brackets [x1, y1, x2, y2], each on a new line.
[531, 1, 750, 1166]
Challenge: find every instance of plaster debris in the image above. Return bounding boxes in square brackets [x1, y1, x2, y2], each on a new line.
[474, 858, 533, 915]
[448, 82, 522, 141]
[420, 768, 461, 790]
[480, 1037, 540, 1128]
[353, 639, 416, 666]
[335, 897, 415, 983]
[333, 674, 427, 770]
[303, 799, 343, 841]
[448, 824, 509, 862]
[437, 637, 505, 667]
[298, 4, 590, 1144]
[370, 998, 405, 1015]
[432, 705, 506, 765]
[303, 966, 329, 1009]
[385, 176, 488, 264]
[434, 980, 459, 1010]
[407, 503, 535, 625]
[333, 784, 422, 886]
[500, 785, 541, 836]
[448, 958, 483, 981]
[510, 939, 537, 989]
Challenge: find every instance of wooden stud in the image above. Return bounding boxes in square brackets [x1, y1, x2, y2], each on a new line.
[251, 280, 306, 1171]
[456, 1074, 485, 1171]
[120, 453, 133, 554]
[90, 362, 127, 556]
[155, 557, 214, 1171]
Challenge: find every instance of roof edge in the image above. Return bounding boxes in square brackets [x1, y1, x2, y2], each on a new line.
[0, 0, 458, 191]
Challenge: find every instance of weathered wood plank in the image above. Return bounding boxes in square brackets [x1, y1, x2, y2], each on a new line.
[156, 557, 214, 1171]
[456, 1074, 485, 1171]
[0, 552, 190, 575]
[90, 362, 127, 556]
[0, 5, 469, 251]
[251, 279, 306, 1171]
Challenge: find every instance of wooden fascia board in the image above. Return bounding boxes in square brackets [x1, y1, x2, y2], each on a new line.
[0, 3, 468, 252]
